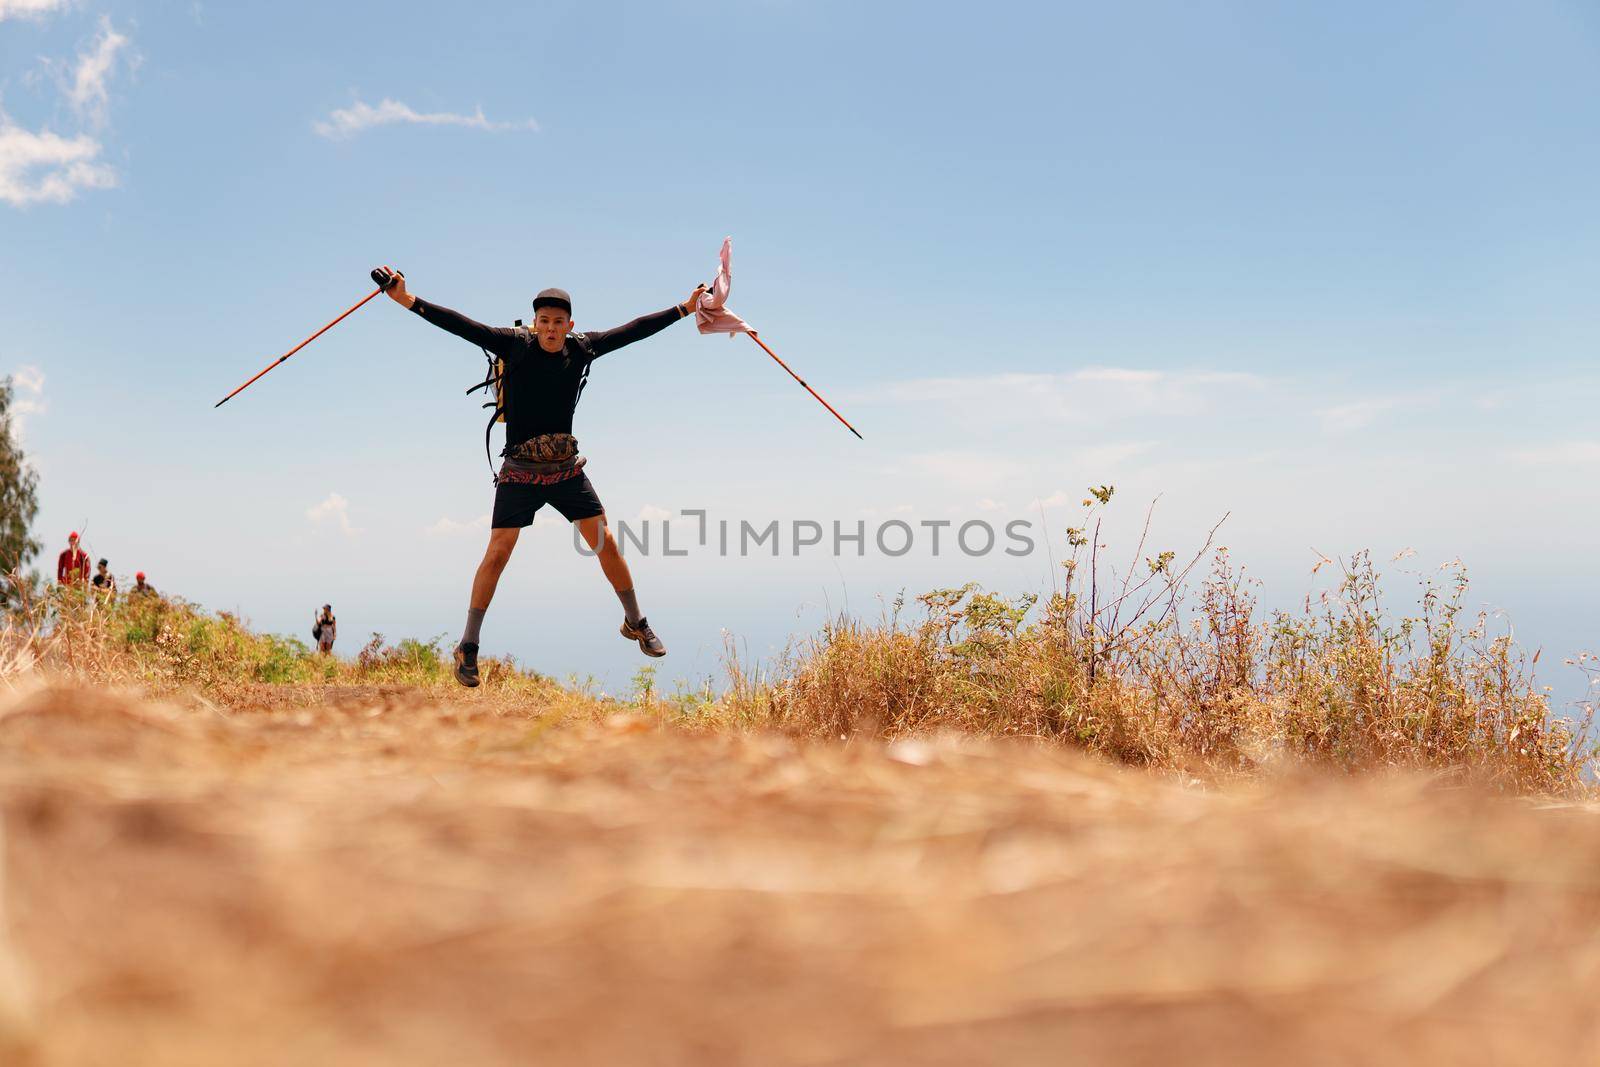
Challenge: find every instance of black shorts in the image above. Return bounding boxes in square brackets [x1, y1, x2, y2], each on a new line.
[491, 473, 605, 528]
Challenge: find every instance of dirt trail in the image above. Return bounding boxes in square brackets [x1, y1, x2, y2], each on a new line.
[0, 683, 1596, 1066]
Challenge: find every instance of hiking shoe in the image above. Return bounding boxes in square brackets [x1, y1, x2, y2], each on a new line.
[620, 617, 667, 658]
[453, 642, 481, 687]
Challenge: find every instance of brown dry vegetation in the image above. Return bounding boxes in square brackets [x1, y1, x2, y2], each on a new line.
[10, 493, 1594, 795]
[0, 683, 1599, 1066]
[722, 497, 1595, 795]
[1, 513, 1598, 1064]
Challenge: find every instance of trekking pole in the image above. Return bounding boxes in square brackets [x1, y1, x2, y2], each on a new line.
[214, 268, 402, 408]
[746, 331, 863, 440]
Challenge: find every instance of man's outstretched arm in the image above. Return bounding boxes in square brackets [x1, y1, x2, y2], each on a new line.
[586, 283, 709, 358]
[380, 266, 517, 353]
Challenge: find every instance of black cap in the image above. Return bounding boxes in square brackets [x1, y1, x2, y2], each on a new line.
[532, 287, 572, 315]
[98, 558, 108, 567]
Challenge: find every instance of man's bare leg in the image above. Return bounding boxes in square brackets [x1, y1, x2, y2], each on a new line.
[454, 527, 521, 687]
[576, 515, 632, 593]
[577, 515, 665, 657]
[470, 527, 522, 610]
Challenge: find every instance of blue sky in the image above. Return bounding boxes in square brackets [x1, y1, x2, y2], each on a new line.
[4, 0, 1600, 702]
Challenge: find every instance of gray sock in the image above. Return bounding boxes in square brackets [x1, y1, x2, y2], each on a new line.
[461, 607, 486, 648]
[617, 588, 642, 626]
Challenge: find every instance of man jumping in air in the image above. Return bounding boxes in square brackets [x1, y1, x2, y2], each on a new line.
[379, 267, 706, 688]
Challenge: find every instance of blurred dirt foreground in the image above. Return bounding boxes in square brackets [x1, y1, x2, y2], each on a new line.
[0, 684, 1598, 1066]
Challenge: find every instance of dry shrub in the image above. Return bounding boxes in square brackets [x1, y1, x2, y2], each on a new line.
[5, 490, 1593, 797]
[0, 582, 557, 709]
[729, 493, 1595, 795]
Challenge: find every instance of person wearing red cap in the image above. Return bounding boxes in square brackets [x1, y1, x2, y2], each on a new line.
[56, 532, 90, 587]
[131, 571, 156, 597]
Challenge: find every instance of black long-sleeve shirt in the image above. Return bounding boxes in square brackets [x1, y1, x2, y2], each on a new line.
[411, 297, 684, 444]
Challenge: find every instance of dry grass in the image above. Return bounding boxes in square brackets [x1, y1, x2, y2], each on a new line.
[2, 522, 1600, 1063]
[5, 496, 1594, 800]
[0, 683, 1598, 1065]
[719, 497, 1595, 796]
[0, 586, 568, 712]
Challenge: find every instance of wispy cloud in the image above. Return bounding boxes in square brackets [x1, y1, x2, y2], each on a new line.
[1318, 395, 1427, 434]
[899, 450, 1032, 491]
[0, 121, 115, 206]
[424, 513, 491, 537]
[12, 365, 44, 395]
[7, 363, 45, 443]
[875, 368, 1265, 424]
[67, 17, 131, 128]
[1509, 442, 1600, 466]
[307, 493, 361, 538]
[313, 98, 539, 140]
[0, 0, 72, 21]
[1028, 489, 1072, 511]
[0, 17, 130, 208]
[1075, 368, 1164, 385]
[1074, 439, 1159, 469]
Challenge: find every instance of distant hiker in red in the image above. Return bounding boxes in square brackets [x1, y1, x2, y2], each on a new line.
[131, 571, 156, 597]
[56, 532, 90, 586]
[378, 266, 705, 687]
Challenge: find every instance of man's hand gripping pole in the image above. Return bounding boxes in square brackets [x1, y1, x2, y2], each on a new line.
[213, 268, 403, 409]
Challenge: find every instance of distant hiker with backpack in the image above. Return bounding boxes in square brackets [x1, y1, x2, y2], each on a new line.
[313, 604, 336, 654]
[377, 265, 705, 687]
[91, 558, 117, 599]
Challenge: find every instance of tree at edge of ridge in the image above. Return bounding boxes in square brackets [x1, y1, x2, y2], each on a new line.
[0, 376, 41, 609]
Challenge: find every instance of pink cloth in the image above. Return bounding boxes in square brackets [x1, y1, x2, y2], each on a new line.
[694, 236, 753, 337]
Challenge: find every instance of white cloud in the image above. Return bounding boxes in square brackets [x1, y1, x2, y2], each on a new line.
[0, 0, 72, 21]
[1319, 397, 1400, 433]
[0, 18, 130, 208]
[7, 363, 45, 443]
[636, 504, 672, 522]
[307, 493, 361, 538]
[1510, 442, 1600, 466]
[0, 121, 115, 206]
[1075, 367, 1163, 385]
[313, 98, 539, 140]
[12, 365, 43, 395]
[67, 17, 131, 128]
[877, 367, 1266, 424]
[1072, 439, 1159, 470]
[10, 396, 44, 442]
[903, 450, 1031, 491]
[1028, 490, 1072, 511]
[424, 513, 491, 537]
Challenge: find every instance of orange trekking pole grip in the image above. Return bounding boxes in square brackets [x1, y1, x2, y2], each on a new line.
[214, 268, 402, 408]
